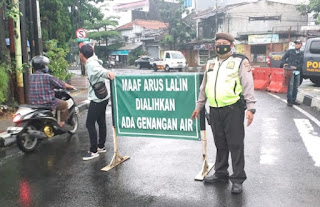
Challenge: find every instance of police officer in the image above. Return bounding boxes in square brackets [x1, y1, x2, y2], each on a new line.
[191, 32, 256, 194]
[281, 39, 304, 107]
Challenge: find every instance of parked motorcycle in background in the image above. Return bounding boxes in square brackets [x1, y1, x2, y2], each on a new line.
[7, 89, 79, 153]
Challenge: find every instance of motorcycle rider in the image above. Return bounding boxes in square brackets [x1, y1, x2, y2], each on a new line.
[28, 55, 75, 127]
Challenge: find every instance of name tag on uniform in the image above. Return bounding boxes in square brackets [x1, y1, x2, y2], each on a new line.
[227, 61, 235, 69]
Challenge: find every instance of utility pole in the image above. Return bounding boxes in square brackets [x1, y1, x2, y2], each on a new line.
[32, 0, 43, 55]
[215, 0, 218, 34]
[20, 0, 30, 103]
[28, 0, 35, 57]
[13, 0, 25, 104]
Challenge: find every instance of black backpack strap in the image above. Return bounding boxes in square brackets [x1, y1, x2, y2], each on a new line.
[87, 73, 104, 86]
[232, 53, 249, 64]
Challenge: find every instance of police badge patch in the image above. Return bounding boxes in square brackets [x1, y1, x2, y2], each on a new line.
[227, 61, 235, 69]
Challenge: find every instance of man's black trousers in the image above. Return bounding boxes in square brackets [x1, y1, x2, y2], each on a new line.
[86, 99, 108, 153]
[209, 102, 246, 184]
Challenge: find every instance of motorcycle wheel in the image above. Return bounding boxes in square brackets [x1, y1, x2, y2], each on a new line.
[16, 125, 40, 153]
[67, 113, 79, 135]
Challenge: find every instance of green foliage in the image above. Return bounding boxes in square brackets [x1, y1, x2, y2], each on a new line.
[40, 0, 105, 46]
[84, 16, 121, 44]
[160, 0, 195, 50]
[160, 34, 174, 46]
[0, 63, 9, 103]
[44, 40, 71, 81]
[7, 2, 22, 22]
[40, 0, 73, 47]
[298, 0, 320, 23]
[128, 48, 146, 65]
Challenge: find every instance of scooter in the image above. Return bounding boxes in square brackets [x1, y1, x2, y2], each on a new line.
[7, 89, 79, 153]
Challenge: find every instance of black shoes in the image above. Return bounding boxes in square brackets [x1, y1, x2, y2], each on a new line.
[287, 101, 300, 107]
[204, 175, 243, 194]
[231, 183, 243, 194]
[204, 175, 229, 184]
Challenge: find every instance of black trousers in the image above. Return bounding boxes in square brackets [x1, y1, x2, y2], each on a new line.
[86, 99, 108, 153]
[209, 102, 246, 184]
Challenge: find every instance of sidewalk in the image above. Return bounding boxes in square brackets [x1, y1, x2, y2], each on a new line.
[297, 79, 320, 110]
[0, 73, 89, 147]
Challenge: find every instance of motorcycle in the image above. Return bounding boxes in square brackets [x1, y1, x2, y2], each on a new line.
[7, 89, 79, 153]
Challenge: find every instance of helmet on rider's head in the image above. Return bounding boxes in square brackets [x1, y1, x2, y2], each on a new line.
[31, 55, 50, 71]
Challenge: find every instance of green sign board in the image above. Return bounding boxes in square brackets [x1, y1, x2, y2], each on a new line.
[77, 38, 89, 42]
[112, 74, 200, 141]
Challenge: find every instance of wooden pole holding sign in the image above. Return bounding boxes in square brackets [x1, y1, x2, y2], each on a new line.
[194, 77, 214, 181]
[101, 127, 130, 172]
[101, 80, 130, 172]
[195, 130, 214, 181]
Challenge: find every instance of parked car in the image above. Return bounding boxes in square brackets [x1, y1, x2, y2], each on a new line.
[303, 37, 320, 85]
[267, 51, 285, 68]
[153, 51, 187, 72]
[134, 56, 153, 69]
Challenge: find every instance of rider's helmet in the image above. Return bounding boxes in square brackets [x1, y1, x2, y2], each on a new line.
[31, 55, 50, 71]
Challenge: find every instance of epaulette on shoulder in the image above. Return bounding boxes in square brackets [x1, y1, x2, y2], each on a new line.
[232, 53, 248, 60]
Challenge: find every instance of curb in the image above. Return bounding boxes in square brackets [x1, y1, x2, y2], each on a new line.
[0, 100, 89, 148]
[297, 90, 320, 111]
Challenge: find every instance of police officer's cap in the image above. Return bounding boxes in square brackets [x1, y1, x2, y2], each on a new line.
[215, 33, 235, 43]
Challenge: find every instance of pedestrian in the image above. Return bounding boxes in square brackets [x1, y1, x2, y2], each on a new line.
[281, 39, 304, 107]
[79, 44, 116, 161]
[191, 32, 256, 194]
[29, 55, 75, 127]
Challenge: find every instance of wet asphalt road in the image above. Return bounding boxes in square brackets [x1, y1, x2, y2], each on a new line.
[1, 68, 320, 207]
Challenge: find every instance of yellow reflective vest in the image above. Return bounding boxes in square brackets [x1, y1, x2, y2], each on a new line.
[205, 56, 243, 107]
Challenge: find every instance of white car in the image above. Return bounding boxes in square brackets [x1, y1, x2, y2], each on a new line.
[153, 51, 187, 72]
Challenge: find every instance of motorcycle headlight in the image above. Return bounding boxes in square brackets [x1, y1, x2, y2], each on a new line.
[13, 113, 22, 123]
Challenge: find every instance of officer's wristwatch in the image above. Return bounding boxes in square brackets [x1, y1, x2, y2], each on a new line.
[248, 109, 256, 114]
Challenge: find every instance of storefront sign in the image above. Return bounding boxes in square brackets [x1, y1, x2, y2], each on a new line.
[111, 50, 129, 55]
[112, 74, 201, 140]
[248, 34, 279, 45]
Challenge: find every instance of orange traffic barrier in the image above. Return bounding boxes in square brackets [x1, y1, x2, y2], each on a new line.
[252, 67, 271, 90]
[267, 68, 291, 93]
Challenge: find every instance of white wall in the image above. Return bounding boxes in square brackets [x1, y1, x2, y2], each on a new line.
[219, 1, 308, 37]
[96, 0, 149, 27]
[120, 25, 145, 43]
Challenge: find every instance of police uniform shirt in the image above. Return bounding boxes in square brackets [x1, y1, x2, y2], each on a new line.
[196, 55, 256, 111]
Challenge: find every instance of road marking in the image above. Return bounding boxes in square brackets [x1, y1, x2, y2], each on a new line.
[260, 118, 279, 165]
[269, 93, 320, 167]
[294, 119, 320, 167]
[268, 93, 320, 127]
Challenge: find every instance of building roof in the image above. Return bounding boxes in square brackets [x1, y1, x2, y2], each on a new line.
[118, 42, 143, 50]
[117, 19, 168, 31]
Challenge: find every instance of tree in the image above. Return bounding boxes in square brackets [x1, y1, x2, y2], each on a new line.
[39, 0, 105, 47]
[298, 0, 320, 24]
[160, 0, 196, 50]
[83, 16, 121, 62]
[84, 16, 121, 46]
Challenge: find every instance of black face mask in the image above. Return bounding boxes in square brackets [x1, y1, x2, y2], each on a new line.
[216, 45, 231, 55]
